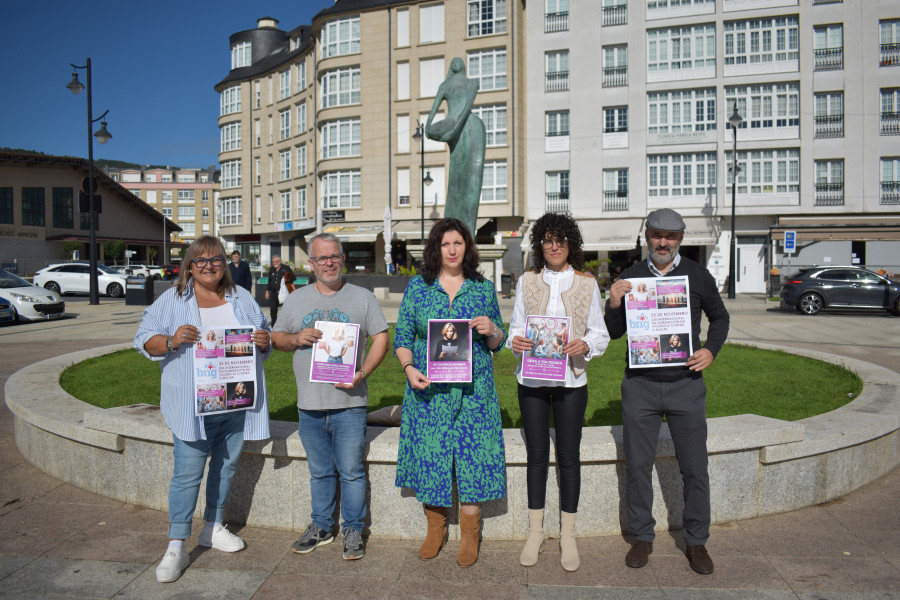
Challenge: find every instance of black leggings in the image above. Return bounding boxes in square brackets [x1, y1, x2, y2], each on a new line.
[518, 384, 588, 513]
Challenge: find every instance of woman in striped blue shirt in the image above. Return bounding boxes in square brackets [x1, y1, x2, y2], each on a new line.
[134, 236, 272, 584]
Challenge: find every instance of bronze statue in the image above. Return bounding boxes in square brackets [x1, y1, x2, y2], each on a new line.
[425, 57, 486, 237]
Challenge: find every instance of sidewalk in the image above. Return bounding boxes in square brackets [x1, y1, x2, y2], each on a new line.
[0, 295, 898, 599]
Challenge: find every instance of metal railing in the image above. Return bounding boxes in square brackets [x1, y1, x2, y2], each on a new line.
[604, 190, 629, 211]
[814, 47, 843, 71]
[545, 193, 570, 214]
[814, 182, 844, 206]
[881, 111, 900, 135]
[882, 181, 900, 205]
[603, 66, 627, 87]
[544, 11, 568, 33]
[602, 5, 627, 27]
[881, 43, 900, 67]
[545, 71, 569, 92]
[814, 114, 844, 138]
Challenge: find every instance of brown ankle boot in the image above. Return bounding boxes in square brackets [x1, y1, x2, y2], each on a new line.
[457, 509, 481, 567]
[419, 505, 448, 560]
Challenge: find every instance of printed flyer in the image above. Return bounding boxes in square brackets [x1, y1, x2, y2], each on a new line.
[426, 319, 472, 383]
[521, 315, 570, 381]
[624, 277, 692, 368]
[309, 321, 360, 385]
[193, 327, 257, 415]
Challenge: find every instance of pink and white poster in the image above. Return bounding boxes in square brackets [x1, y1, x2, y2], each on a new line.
[309, 321, 360, 385]
[521, 315, 570, 381]
[624, 277, 692, 369]
[193, 327, 257, 415]
[426, 319, 472, 383]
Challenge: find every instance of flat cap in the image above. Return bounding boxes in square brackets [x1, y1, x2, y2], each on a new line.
[645, 208, 685, 232]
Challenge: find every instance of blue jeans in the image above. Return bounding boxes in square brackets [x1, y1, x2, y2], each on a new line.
[327, 355, 343, 363]
[168, 411, 246, 539]
[298, 407, 368, 532]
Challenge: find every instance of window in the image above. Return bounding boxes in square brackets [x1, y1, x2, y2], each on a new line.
[202, 224, 210, 234]
[546, 110, 570, 136]
[881, 20, 900, 67]
[545, 171, 570, 213]
[178, 190, 195, 203]
[160, 207, 172, 219]
[473, 104, 507, 146]
[222, 160, 242, 188]
[231, 41, 251, 69]
[146, 190, 157, 204]
[161, 173, 173, 182]
[52, 188, 74, 229]
[419, 58, 446, 97]
[398, 8, 410, 47]
[279, 109, 291, 140]
[398, 168, 411, 206]
[648, 88, 716, 133]
[814, 24, 843, 71]
[648, 153, 716, 199]
[603, 45, 628, 86]
[545, 50, 569, 92]
[279, 150, 292, 181]
[322, 15, 361, 58]
[815, 91, 843, 138]
[602, 0, 627, 27]
[321, 67, 361, 108]
[177, 172, 195, 183]
[468, 48, 507, 91]
[269, 156, 274, 183]
[881, 158, 900, 205]
[181, 222, 196, 237]
[297, 60, 307, 90]
[725, 82, 799, 135]
[220, 86, 241, 115]
[202, 207, 209, 218]
[320, 119, 362, 159]
[729, 149, 800, 195]
[177, 206, 195, 220]
[298, 187, 308, 218]
[545, 0, 569, 33]
[603, 170, 629, 211]
[221, 197, 242, 226]
[202, 190, 209, 202]
[420, 3, 445, 44]
[22, 188, 45, 227]
[280, 191, 292, 221]
[298, 145, 308, 177]
[724, 17, 799, 69]
[882, 88, 900, 135]
[0, 188, 12, 224]
[398, 115, 411, 153]
[604, 107, 628, 132]
[480, 160, 507, 203]
[279, 69, 291, 100]
[322, 170, 361, 208]
[254, 120, 260, 147]
[255, 81, 261, 108]
[398, 62, 410, 100]
[133, 190, 140, 199]
[221, 122, 241, 152]
[814, 159, 844, 206]
[647, 24, 715, 78]
[162, 191, 173, 204]
[255, 158, 261, 185]
[268, 116, 273, 144]
[468, 0, 506, 37]
[145, 173, 156, 183]
[298, 102, 307, 134]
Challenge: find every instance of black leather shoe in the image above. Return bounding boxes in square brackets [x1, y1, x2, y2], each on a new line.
[685, 544, 714, 574]
[625, 541, 652, 568]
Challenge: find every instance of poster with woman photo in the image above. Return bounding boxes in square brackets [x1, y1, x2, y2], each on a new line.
[426, 319, 472, 382]
[193, 328, 258, 415]
[309, 321, 360, 384]
[624, 277, 692, 369]
[226, 381, 255, 409]
[521, 315, 570, 381]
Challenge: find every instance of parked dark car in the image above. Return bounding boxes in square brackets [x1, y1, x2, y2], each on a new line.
[0, 297, 14, 324]
[780, 266, 900, 316]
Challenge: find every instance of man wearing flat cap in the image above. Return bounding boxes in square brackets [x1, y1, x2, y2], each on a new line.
[604, 208, 729, 575]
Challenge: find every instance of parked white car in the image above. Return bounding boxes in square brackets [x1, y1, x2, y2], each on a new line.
[0, 269, 66, 321]
[33, 263, 128, 298]
[115, 264, 157, 278]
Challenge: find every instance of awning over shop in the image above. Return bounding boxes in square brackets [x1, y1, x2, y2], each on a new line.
[679, 216, 723, 246]
[770, 217, 900, 242]
[392, 218, 490, 241]
[581, 218, 643, 251]
[304, 221, 384, 243]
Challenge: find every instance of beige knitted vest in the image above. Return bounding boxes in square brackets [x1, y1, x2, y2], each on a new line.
[520, 269, 595, 376]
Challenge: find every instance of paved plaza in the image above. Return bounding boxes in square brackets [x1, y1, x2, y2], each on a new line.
[0, 294, 898, 599]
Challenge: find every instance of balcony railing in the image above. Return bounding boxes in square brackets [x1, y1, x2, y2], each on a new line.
[812, 0, 842, 4]
[881, 43, 900, 67]
[603, 66, 627, 87]
[544, 11, 569, 33]
[814, 47, 843, 71]
[545, 193, 570, 214]
[814, 182, 844, 206]
[546, 130, 570, 137]
[604, 190, 629, 211]
[604, 126, 628, 133]
[881, 111, 900, 135]
[602, 5, 627, 27]
[545, 71, 569, 92]
[882, 181, 900, 205]
[814, 114, 844, 138]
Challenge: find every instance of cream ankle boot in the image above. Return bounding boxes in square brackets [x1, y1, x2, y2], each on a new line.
[519, 509, 544, 566]
[560, 511, 580, 571]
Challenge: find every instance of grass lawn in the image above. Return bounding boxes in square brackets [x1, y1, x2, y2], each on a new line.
[61, 327, 861, 427]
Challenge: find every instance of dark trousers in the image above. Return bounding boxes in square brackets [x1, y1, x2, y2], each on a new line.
[518, 384, 588, 513]
[621, 375, 710, 545]
[269, 300, 280, 326]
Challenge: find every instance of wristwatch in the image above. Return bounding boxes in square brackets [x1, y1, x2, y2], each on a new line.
[490, 326, 500, 339]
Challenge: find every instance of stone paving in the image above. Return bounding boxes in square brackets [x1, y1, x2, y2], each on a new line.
[0, 295, 898, 599]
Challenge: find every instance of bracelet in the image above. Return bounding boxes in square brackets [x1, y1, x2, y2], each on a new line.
[490, 326, 500, 340]
[401, 361, 414, 372]
[165, 335, 174, 353]
[359, 368, 369, 380]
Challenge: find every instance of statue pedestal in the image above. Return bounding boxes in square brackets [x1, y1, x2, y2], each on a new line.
[408, 244, 509, 291]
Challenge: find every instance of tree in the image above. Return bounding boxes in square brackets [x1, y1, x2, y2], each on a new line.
[149, 247, 158, 264]
[62, 241, 83, 260]
[104, 240, 126, 264]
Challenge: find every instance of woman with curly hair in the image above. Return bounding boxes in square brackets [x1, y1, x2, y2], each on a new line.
[507, 213, 610, 571]
[394, 217, 506, 567]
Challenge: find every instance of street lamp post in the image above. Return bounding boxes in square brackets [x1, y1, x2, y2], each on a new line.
[67, 58, 112, 305]
[727, 101, 743, 300]
[411, 121, 433, 245]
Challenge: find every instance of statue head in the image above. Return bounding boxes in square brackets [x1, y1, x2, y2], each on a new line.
[449, 57, 465, 75]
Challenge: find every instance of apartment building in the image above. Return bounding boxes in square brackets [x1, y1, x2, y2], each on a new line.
[216, 2, 526, 272]
[527, 0, 900, 292]
[105, 166, 218, 264]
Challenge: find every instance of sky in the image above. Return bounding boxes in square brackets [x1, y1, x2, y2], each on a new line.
[1, 0, 331, 169]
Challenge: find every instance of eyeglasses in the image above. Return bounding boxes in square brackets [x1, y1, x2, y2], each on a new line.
[191, 256, 226, 268]
[541, 238, 568, 249]
[310, 254, 342, 266]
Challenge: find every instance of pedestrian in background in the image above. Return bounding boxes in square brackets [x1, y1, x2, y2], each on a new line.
[228, 251, 252, 292]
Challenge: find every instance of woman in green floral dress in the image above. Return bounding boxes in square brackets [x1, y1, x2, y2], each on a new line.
[394, 218, 506, 567]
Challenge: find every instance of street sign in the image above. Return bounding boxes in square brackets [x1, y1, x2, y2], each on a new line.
[78, 192, 103, 213]
[784, 230, 796, 253]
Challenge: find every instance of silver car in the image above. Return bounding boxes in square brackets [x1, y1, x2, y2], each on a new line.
[33, 263, 128, 298]
[0, 269, 66, 321]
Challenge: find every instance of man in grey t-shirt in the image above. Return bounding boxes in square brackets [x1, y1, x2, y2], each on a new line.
[272, 234, 389, 561]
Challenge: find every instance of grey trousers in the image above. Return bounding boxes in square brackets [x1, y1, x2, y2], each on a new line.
[621, 374, 710, 546]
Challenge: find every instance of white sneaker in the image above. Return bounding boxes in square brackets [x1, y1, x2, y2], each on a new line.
[199, 523, 246, 552]
[156, 548, 189, 583]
